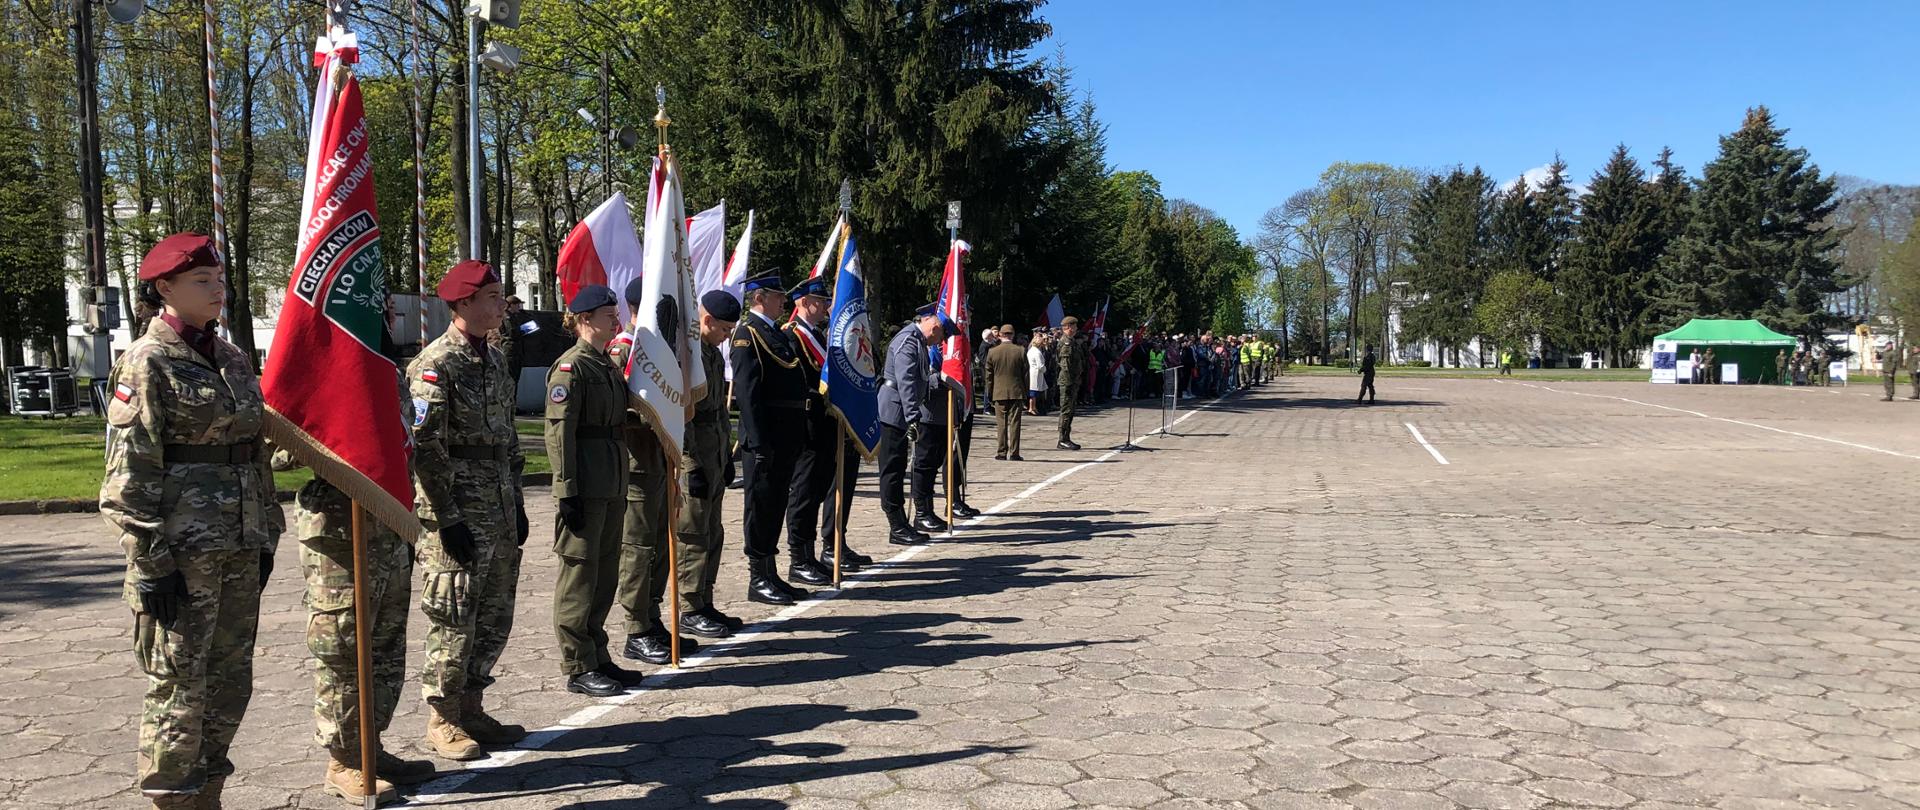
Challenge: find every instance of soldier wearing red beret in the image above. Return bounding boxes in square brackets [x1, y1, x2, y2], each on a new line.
[407, 260, 531, 760]
[101, 232, 287, 809]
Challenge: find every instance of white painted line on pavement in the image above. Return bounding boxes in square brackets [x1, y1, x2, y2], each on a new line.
[1404, 422, 1449, 465]
[1512, 381, 1920, 462]
[410, 390, 1239, 802]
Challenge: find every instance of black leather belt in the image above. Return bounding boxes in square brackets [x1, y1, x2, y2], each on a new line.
[449, 444, 510, 462]
[165, 443, 258, 464]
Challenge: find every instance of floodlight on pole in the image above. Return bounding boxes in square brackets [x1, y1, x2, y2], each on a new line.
[478, 40, 521, 73]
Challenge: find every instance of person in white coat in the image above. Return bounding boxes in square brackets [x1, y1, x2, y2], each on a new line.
[1026, 334, 1048, 415]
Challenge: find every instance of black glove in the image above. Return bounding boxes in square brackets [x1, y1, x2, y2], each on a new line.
[136, 570, 188, 628]
[439, 522, 478, 569]
[687, 468, 713, 500]
[557, 496, 584, 534]
[515, 501, 530, 547]
[722, 457, 736, 486]
[257, 552, 274, 593]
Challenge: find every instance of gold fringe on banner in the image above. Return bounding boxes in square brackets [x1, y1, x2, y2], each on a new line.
[263, 409, 423, 539]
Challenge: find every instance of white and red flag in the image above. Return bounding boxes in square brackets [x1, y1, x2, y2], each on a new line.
[1089, 295, 1109, 335]
[260, 29, 417, 537]
[936, 239, 973, 410]
[621, 156, 707, 455]
[687, 201, 727, 297]
[556, 192, 644, 324]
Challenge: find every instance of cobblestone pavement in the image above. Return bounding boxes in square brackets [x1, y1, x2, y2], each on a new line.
[4, 374, 1918, 809]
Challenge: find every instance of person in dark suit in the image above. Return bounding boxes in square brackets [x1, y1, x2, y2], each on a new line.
[728, 273, 811, 606]
[780, 278, 838, 587]
[984, 324, 1029, 460]
[877, 305, 950, 545]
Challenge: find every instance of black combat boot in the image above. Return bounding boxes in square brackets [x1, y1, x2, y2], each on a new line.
[787, 538, 832, 586]
[747, 557, 797, 606]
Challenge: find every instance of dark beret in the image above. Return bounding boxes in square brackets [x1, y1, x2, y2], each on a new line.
[624, 276, 646, 307]
[437, 260, 500, 301]
[568, 284, 617, 314]
[700, 289, 742, 322]
[139, 232, 220, 281]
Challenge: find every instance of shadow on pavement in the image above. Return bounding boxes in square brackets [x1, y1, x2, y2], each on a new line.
[0, 541, 124, 619]
[432, 703, 1017, 808]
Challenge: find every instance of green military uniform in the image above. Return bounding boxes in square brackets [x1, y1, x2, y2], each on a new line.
[545, 338, 631, 676]
[1774, 351, 1788, 385]
[409, 325, 525, 732]
[616, 389, 672, 642]
[1057, 333, 1089, 445]
[678, 339, 732, 615]
[101, 317, 285, 800]
[1908, 347, 1919, 399]
[1885, 348, 1901, 401]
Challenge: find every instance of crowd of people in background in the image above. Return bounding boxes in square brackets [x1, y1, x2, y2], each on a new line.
[971, 327, 1282, 417]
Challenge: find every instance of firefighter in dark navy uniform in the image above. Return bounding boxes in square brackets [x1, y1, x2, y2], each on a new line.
[729, 273, 813, 606]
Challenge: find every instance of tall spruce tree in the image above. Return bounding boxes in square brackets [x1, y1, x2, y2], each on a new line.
[1487, 177, 1548, 277]
[1637, 147, 1695, 334]
[1562, 145, 1657, 363]
[1403, 167, 1494, 364]
[1536, 155, 1577, 281]
[1663, 107, 1845, 337]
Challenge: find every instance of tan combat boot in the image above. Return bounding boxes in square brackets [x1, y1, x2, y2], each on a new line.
[324, 749, 398, 806]
[461, 690, 528, 745]
[423, 699, 484, 761]
[377, 748, 437, 784]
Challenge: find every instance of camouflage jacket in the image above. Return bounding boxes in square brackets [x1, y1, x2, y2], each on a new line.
[1057, 335, 1089, 388]
[273, 373, 414, 545]
[409, 324, 524, 527]
[544, 338, 629, 500]
[100, 318, 285, 579]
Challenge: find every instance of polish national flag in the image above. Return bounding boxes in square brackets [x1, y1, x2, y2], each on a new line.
[556, 192, 644, 325]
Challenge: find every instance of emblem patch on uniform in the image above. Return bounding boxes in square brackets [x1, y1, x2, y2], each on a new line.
[114, 383, 134, 403]
[733, 339, 750, 348]
[420, 368, 441, 384]
[550, 385, 569, 403]
[558, 362, 573, 372]
[412, 397, 430, 427]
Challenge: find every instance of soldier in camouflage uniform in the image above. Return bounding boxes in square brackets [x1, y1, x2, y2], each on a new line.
[100, 233, 285, 809]
[678, 291, 742, 635]
[409, 260, 530, 761]
[274, 358, 438, 804]
[1885, 345, 1902, 401]
[1055, 316, 1088, 450]
[1909, 346, 1919, 400]
[543, 285, 644, 696]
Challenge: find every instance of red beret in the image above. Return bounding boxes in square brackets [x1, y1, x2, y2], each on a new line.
[437, 260, 500, 301]
[139, 232, 220, 281]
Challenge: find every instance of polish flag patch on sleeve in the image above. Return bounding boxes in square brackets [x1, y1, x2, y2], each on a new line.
[114, 383, 134, 403]
[420, 369, 441, 385]
[558, 362, 573, 372]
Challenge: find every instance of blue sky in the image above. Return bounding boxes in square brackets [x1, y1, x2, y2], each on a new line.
[1040, 0, 1920, 237]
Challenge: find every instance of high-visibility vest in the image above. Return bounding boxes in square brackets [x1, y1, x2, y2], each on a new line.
[1148, 349, 1164, 372]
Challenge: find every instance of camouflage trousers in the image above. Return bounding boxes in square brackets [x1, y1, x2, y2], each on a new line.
[302, 530, 411, 751]
[676, 483, 725, 615]
[418, 518, 521, 702]
[127, 547, 262, 796]
[616, 469, 670, 636]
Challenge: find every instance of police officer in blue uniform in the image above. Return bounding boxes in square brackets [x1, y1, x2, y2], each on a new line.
[729, 273, 812, 605]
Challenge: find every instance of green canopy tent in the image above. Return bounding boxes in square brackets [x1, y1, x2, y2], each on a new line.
[1653, 319, 1797, 384]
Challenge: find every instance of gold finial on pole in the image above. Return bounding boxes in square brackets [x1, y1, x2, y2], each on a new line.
[653, 83, 671, 157]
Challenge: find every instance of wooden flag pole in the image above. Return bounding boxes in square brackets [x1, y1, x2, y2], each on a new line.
[350, 502, 378, 809]
[833, 442, 846, 588]
[945, 389, 955, 537]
